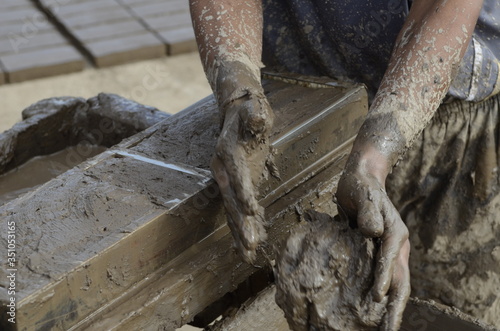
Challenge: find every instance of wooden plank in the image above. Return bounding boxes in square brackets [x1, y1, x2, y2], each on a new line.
[71, 83, 367, 330]
[0, 0, 32, 10]
[72, 141, 354, 331]
[127, 0, 188, 16]
[0, 78, 367, 330]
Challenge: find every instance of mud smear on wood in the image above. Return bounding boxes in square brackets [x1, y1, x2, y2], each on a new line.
[0, 145, 106, 206]
[0, 93, 169, 174]
[275, 210, 387, 331]
[0, 93, 169, 304]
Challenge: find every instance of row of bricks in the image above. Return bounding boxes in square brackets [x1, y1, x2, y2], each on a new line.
[0, 0, 198, 84]
[39, 0, 197, 67]
[118, 0, 196, 56]
[0, 0, 85, 84]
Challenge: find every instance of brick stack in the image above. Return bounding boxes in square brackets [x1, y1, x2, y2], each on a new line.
[0, 0, 198, 84]
[117, 0, 197, 55]
[38, 0, 167, 67]
[0, 0, 85, 83]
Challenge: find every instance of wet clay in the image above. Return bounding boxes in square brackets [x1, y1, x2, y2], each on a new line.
[274, 210, 387, 331]
[0, 93, 169, 174]
[0, 145, 106, 206]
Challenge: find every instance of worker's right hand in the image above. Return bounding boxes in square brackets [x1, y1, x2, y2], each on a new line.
[336, 144, 410, 331]
[211, 61, 275, 263]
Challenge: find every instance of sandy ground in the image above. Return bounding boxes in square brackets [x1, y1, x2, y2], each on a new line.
[0, 52, 209, 330]
[0, 52, 212, 133]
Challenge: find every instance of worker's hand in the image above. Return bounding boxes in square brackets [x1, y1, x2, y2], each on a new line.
[211, 62, 275, 263]
[336, 150, 410, 331]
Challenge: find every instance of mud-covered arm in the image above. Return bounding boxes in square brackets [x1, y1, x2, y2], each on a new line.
[337, 0, 483, 330]
[189, 0, 264, 100]
[356, 0, 483, 178]
[189, 0, 274, 263]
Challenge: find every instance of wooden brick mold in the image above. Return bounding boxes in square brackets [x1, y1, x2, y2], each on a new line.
[0, 77, 367, 330]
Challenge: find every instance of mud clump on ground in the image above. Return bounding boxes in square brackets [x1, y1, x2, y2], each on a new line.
[274, 210, 387, 331]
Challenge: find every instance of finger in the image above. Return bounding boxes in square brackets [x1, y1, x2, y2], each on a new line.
[226, 207, 265, 263]
[215, 142, 260, 215]
[212, 156, 264, 253]
[372, 203, 409, 302]
[220, 179, 259, 256]
[357, 202, 384, 237]
[265, 152, 281, 180]
[239, 95, 274, 137]
[225, 150, 261, 215]
[225, 213, 257, 263]
[382, 240, 411, 331]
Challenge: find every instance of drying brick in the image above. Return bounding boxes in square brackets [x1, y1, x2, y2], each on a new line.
[71, 19, 148, 43]
[54, 0, 121, 17]
[142, 12, 192, 31]
[58, 6, 133, 28]
[85, 32, 166, 67]
[157, 27, 197, 55]
[0, 30, 67, 55]
[2, 44, 85, 83]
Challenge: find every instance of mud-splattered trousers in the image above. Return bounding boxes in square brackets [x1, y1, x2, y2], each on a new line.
[387, 94, 500, 325]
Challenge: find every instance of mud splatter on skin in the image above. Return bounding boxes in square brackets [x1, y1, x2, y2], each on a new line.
[190, 0, 264, 90]
[210, 63, 274, 262]
[359, 0, 480, 165]
[190, 1, 275, 262]
[275, 211, 387, 331]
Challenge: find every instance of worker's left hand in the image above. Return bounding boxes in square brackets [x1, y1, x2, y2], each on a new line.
[336, 151, 410, 331]
[210, 62, 275, 263]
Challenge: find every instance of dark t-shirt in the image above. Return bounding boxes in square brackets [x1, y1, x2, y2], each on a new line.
[262, 0, 500, 101]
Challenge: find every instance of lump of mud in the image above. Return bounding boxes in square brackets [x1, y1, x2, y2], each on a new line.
[274, 211, 387, 331]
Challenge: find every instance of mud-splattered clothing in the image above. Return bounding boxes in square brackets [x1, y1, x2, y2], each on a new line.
[386, 93, 500, 326]
[262, 0, 500, 101]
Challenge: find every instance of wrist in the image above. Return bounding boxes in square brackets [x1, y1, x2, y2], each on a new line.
[346, 144, 391, 185]
[347, 115, 406, 184]
[214, 60, 263, 107]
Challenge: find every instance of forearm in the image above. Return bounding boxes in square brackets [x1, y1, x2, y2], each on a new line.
[189, 0, 264, 97]
[353, 0, 482, 180]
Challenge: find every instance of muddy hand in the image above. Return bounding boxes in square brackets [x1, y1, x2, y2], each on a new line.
[211, 90, 274, 263]
[336, 163, 410, 331]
